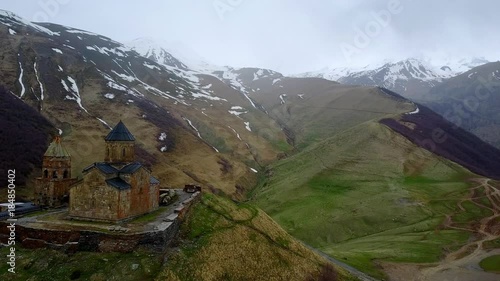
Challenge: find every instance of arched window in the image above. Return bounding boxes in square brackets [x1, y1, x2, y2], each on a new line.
[44, 170, 49, 178]
[122, 148, 126, 157]
[63, 170, 69, 179]
[52, 171, 58, 179]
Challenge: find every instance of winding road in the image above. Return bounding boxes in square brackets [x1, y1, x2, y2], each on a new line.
[300, 241, 380, 281]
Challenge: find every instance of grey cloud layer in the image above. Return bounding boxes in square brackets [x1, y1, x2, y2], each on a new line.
[3, 0, 499, 73]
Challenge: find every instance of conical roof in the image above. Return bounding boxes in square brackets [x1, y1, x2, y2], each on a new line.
[105, 121, 135, 141]
[44, 136, 70, 157]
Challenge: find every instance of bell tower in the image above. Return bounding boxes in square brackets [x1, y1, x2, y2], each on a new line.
[104, 121, 136, 163]
[35, 135, 77, 207]
[41, 135, 72, 180]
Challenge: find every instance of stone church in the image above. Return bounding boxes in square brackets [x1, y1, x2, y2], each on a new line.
[34, 136, 78, 207]
[69, 121, 160, 222]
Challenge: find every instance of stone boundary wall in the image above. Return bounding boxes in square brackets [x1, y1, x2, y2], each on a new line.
[0, 192, 201, 253]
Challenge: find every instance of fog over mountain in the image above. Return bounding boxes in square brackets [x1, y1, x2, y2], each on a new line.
[2, 0, 500, 74]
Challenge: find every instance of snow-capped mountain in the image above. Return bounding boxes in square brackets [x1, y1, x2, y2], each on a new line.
[439, 57, 491, 74]
[297, 57, 491, 98]
[127, 38, 284, 107]
[128, 37, 188, 70]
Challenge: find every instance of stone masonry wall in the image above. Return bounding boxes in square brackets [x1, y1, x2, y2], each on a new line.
[0, 191, 200, 253]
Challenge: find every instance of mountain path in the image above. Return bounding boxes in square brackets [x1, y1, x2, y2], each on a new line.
[383, 178, 500, 281]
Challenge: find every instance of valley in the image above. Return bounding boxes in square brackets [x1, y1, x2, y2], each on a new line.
[0, 8, 499, 281]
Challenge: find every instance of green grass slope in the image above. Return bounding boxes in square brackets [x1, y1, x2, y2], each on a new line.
[158, 194, 357, 281]
[252, 120, 486, 278]
[479, 255, 500, 273]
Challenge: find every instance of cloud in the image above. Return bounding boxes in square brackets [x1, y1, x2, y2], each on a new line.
[1, 0, 499, 74]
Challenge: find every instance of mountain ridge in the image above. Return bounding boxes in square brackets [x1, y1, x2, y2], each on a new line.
[296, 57, 491, 98]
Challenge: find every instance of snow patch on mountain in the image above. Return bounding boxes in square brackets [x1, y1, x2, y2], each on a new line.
[86, 45, 127, 57]
[182, 117, 219, 152]
[406, 105, 419, 115]
[107, 81, 127, 91]
[468, 72, 477, 79]
[159, 132, 167, 141]
[111, 70, 135, 82]
[192, 92, 225, 101]
[34, 62, 44, 100]
[96, 117, 112, 129]
[17, 60, 25, 97]
[62, 76, 88, 113]
[228, 126, 242, 141]
[0, 10, 59, 36]
[143, 62, 161, 70]
[279, 94, 287, 104]
[228, 106, 248, 116]
[65, 29, 99, 36]
[492, 70, 500, 80]
[183, 117, 202, 139]
[244, 122, 252, 132]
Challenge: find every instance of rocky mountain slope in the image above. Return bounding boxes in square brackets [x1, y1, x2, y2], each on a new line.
[0, 86, 53, 186]
[0, 9, 286, 197]
[420, 61, 500, 148]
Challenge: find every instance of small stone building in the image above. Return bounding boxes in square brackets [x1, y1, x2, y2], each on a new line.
[69, 121, 160, 222]
[35, 136, 77, 207]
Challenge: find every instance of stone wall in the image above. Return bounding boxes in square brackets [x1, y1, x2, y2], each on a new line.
[127, 168, 159, 218]
[69, 169, 123, 221]
[69, 166, 159, 222]
[104, 141, 135, 163]
[0, 191, 201, 253]
[34, 178, 77, 207]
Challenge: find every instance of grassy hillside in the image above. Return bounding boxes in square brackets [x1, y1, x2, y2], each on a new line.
[251, 82, 414, 148]
[252, 120, 489, 278]
[158, 194, 357, 281]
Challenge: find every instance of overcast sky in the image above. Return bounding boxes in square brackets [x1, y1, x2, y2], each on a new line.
[2, 0, 500, 74]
